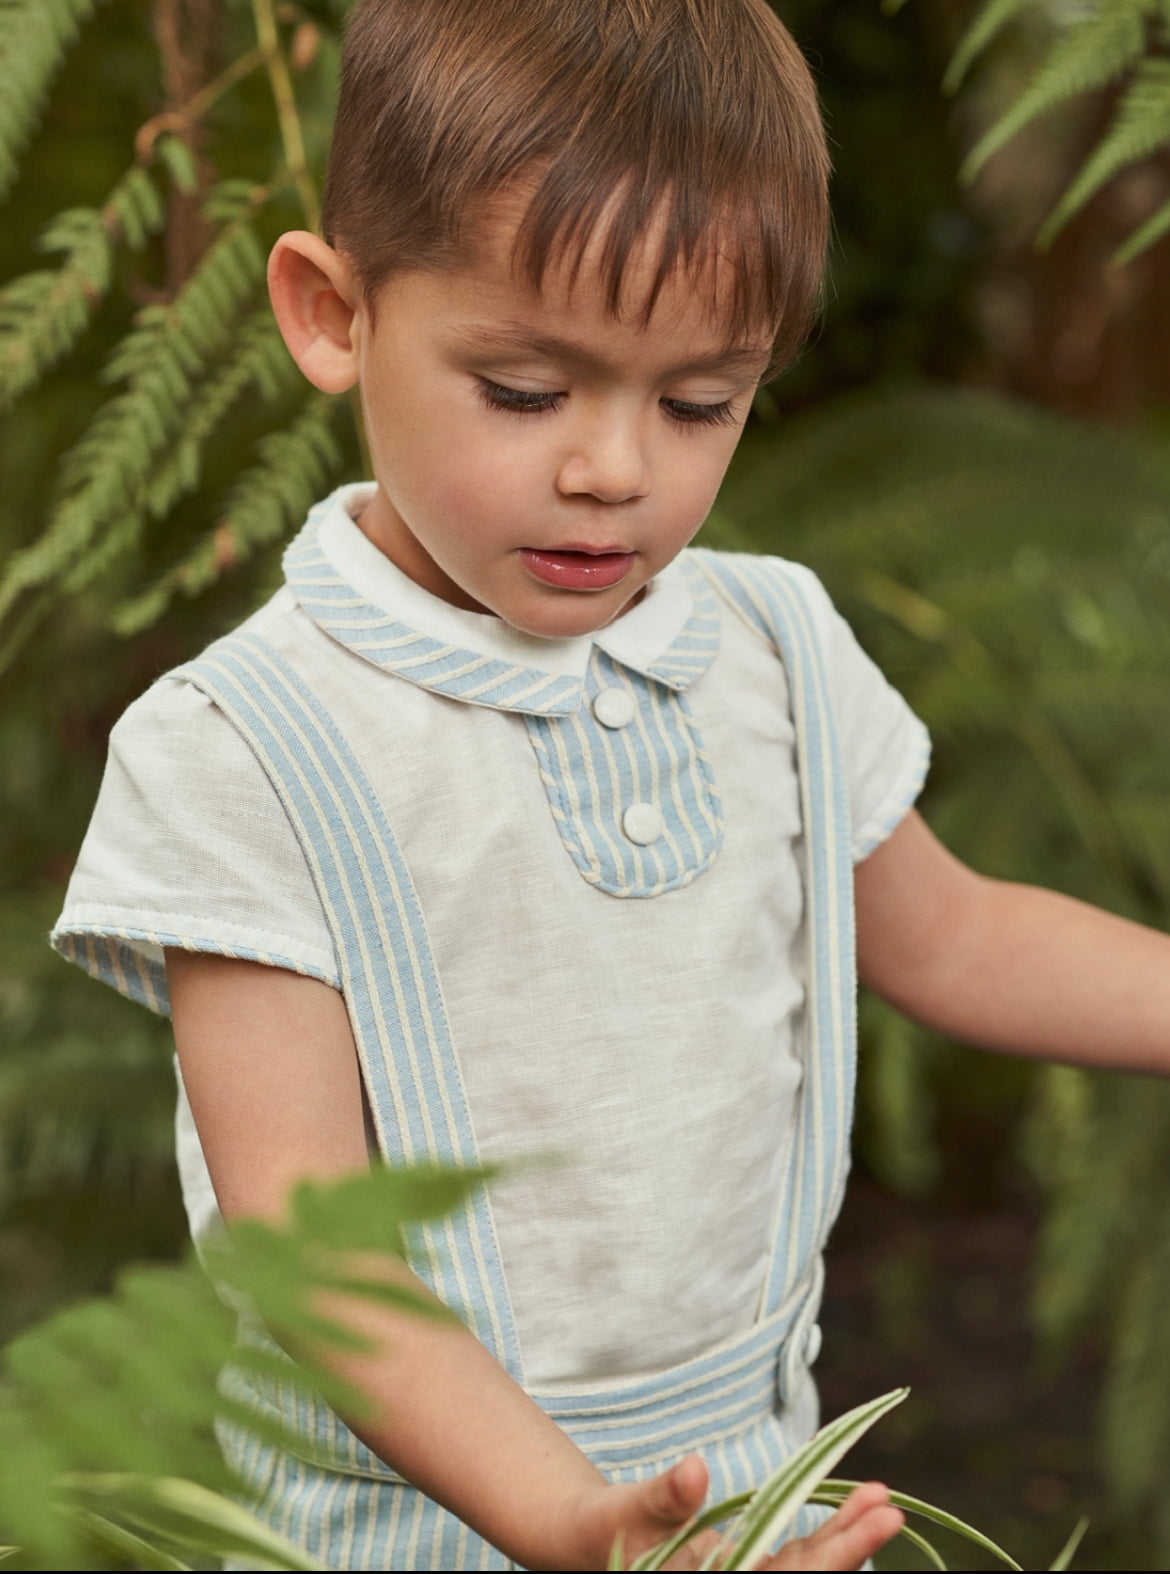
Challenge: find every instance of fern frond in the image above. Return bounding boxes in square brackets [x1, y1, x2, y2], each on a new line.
[57, 311, 296, 602]
[112, 390, 345, 634]
[943, 0, 1038, 95]
[0, 0, 100, 203]
[1113, 190, 1170, 260]
[0, 1165, 485, 1566]
[0, 206, 267, 627]
[216, 389, 345, 546]
[138, 312, 296, 523]
[1037, 58, 1170, 243]
[60, 316, 294, 602]
[962, 0, 1156, 179]
[0, 148, 193, 412]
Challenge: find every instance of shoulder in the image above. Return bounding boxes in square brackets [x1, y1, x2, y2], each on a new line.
[686, 544, 833, 598]
[684, 545, 839, 649]
[110, 586, 303, 755]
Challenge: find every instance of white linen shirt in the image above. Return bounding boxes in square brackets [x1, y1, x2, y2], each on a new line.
[55, 484, 929, 1386]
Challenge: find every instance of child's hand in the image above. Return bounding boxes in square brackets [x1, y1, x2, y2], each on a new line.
[561, 1456, 903, 1571]
[759, 1481, 904, 1571]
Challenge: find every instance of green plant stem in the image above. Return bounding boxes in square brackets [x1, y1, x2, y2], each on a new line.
[135, 44, 267, 160]
[252, 0, 320, 230]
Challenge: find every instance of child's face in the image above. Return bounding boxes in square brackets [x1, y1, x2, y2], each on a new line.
[348, 205, 770, 638]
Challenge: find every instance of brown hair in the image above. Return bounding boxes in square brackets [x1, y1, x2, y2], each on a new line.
[322, 0, 830, 369]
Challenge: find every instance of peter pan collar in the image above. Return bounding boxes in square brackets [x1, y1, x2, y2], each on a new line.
[283, 484, 720, 716]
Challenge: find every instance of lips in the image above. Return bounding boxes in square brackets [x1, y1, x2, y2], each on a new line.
[519, 547, 634, 590]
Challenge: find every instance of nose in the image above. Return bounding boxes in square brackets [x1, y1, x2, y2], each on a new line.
[556, 409, 650, 505]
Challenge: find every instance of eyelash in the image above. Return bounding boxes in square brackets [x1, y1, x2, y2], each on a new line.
[475, 379, 738, 430]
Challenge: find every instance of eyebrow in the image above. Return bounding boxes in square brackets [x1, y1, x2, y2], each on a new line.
[453, 321, 772, 379]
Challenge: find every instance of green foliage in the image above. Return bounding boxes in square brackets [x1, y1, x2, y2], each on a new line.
[113, 387, 345, 633]
[0, 144, 193, 411]
[0, 1200, 1065, 1574]
[1042, 58, 1170, 254]
[951, 0, 1170, 256]
[0, 0, 360, 676]
[0, 1162, 488, 1570]
[0, 0, 100, 204]
[0, 197, 271, 621]
[0, 890, 180, 1347]
[943, 0, 1036, 95]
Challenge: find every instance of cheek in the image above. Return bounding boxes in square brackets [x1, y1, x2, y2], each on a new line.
[425, 450, 525, 547]
[658, 443, 735, 535]
[424, 436, 537, 546]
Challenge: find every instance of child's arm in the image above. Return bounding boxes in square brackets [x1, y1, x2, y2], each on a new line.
[168, 951, 901, 1572]
[856, 810, 1170, 1070]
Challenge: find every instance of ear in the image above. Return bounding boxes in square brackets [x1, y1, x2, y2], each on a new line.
[268, 232, 363, 393]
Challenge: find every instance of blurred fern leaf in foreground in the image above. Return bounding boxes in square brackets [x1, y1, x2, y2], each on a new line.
[0, 1163, 487, 1571]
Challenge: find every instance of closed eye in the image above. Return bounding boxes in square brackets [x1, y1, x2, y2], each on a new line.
[661, 397, 739, 429]
[477, 378, 563, 416]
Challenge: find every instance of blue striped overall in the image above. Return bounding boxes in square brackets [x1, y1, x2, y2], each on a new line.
[176, 549, 857, 1571]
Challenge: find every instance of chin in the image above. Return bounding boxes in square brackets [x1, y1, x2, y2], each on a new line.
[506, 589, 633, 641]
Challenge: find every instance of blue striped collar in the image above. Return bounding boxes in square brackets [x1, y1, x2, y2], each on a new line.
[283, 485, 721, 716]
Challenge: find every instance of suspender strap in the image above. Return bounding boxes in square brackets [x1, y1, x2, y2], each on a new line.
[177, 634, 523, 1382]
[691, 552, 857, 1362]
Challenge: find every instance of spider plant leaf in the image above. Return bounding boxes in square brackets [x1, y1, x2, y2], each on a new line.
[809, 1489, 949, 1570]
[819, 1479, 1022, 1569]
[718, 1389, 909, 1570]
[1048, 1516, 1089, 1571]
[896, 1522, 949, 1570]
[627, 1492, 752, 1570]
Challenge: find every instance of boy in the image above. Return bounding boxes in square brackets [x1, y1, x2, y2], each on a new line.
[52, 0, 1170, 1568]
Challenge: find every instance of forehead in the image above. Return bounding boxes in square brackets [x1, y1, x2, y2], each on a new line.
[430, 184, 776, 361]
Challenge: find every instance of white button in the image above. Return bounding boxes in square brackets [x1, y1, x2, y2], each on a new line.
[592, 687, 636, 728]
[622, 803, 664, 844]
[804, 1322, 822, 1366]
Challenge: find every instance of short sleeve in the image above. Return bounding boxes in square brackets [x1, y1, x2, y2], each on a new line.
[52, 677, 340, 1015]
[778, 561, 931, 862]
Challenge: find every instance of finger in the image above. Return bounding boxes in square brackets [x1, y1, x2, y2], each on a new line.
[582, 1457, 711, 1571]
[639, 1453, 709, 1526]
[601, 1456, 711, 1570]
[766, 1503, 905, 1571]
[812, 1481, 894, 1533]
